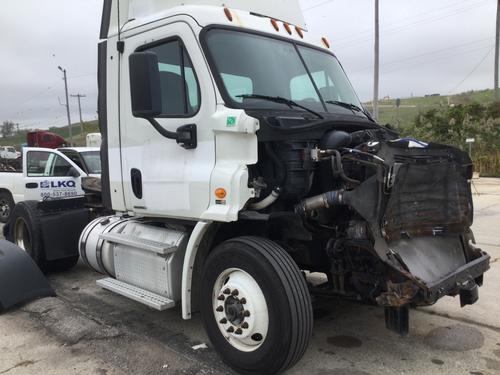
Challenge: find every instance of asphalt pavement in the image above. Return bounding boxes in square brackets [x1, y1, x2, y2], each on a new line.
[0, 178, 499, 375]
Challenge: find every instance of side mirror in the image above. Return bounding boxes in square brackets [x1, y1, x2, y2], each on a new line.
[129, 52, 162, 118]
[68, 167, 80, 178]
[128, 51, 197, 150]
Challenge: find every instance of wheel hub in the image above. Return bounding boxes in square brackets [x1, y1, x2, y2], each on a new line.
[224, 296, 245, 325]
[212, 268, 269, 352]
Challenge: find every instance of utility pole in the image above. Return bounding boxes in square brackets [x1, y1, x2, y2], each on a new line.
[495, 0, 500, 101]
[71, 93, 87, 138]
[58, 66, 73, 145]
[373, 0, 380, 120]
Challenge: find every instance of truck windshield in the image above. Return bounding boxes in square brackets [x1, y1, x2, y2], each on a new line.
[204, 29, 363, 117]
[81, 151, 102, 174]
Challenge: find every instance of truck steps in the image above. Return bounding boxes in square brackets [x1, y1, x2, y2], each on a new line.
[99, 232, 177, 255]
[96, 278, 175, 311]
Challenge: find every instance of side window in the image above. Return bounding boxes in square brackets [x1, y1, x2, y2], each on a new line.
[61, 152, 84, 170]
[144, 40, 200, 116]
[27, 151, 73, 177]
[27, 151, 50, 176]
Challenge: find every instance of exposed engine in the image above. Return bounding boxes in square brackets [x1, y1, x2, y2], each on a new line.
[247, 125, 490, 326]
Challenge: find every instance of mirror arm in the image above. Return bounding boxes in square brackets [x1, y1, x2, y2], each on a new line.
[145, 118, 197, 150]
[146, 118, 179, 140]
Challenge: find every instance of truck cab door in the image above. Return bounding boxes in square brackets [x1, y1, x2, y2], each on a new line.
[119, 21, 216, 219]
[23, 149, 86, 201]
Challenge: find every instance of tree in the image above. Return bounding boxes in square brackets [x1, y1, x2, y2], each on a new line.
[1, 121, 15, 138]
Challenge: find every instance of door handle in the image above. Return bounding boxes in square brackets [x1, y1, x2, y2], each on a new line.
[26, 183, 38, 189]
[130, 169, 143, 199]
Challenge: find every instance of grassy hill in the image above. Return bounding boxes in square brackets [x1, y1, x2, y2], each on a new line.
[0, 120, 100, 149]
[365, 89, 496, 128]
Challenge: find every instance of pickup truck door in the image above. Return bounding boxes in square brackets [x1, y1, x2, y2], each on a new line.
[23, 149, 86, 201]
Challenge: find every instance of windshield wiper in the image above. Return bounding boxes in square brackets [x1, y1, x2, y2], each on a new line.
[326, 100, 375, 122]
[238, 94, 324, 119]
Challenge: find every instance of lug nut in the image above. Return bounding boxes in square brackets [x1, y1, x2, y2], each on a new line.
[219, 318, 227, 324]
[240, 298, 246, 304]
[223, 288, 231, 295]
[216, 306, 224, 312]
[241, 322, 249, 329]
[227, 326, 235, 333]
[235, 328, 243, 335]
[231, 289, 239, 296]
[243, 310, 250, 317]
[217, 295, 225, 301]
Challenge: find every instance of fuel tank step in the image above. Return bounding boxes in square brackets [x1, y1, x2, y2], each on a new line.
[99, 232, 177, 255]
[96, 278, 175, 311]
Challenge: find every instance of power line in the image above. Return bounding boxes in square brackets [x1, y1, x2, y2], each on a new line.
[333, 0, 484, 44]
[448, 46, 495, 93]
[303, 0, 335, 12]
[351, 37, 495, 73]
[334, 0, 490, 48]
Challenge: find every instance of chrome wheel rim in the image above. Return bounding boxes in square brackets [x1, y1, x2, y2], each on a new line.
[212, 268, 269, 352]
[14, 218, 31, 252]
[0, 199, 10, 219]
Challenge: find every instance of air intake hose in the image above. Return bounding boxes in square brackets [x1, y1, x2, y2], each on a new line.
[295, 190, 346, 214]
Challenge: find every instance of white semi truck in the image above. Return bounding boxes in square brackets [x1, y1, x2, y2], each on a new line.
[0, 1, 490, 374]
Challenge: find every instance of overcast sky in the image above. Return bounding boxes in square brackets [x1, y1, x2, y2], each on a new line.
[0, 0, 496, 130]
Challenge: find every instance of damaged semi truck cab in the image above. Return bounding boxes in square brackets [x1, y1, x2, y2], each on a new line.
[7, 1, 488, 374]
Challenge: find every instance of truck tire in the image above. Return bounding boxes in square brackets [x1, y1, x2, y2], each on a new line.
[200, 237, 313, 375]
[0, 191, 14, 223]
[7, 201, 46, 270]
[6, 201, 79, 273]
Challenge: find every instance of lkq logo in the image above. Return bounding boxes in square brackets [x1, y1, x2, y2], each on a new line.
[40, 180, 76, 189]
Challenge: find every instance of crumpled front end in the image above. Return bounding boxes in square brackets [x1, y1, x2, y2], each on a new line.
[296, 137, 490, 314]
[373, 142, 490, 308]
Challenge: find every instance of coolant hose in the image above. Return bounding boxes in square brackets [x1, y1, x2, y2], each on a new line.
[250, 187, 282, 211]
[295, 190, 345, 214]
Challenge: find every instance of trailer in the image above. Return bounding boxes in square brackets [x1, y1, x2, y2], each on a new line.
[0, 1, 490, 374]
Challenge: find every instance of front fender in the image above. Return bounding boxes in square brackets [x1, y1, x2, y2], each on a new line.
[0, 240, 54, 311]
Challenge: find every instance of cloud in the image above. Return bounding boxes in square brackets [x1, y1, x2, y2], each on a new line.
[0, 0, 496, 129]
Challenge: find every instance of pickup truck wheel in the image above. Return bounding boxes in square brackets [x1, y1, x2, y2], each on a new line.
[7, 201, 46, 270]
[201, 237, 313, 375]
[0, 191, 14, 223]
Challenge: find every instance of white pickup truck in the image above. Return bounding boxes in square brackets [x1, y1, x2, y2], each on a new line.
[0, 147, 101, 222]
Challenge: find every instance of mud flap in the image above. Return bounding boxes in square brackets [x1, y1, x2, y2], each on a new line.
[0, 240, 55, 312]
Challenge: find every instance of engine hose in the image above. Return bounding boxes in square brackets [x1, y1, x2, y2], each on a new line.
[331, 151, 360, 185]
[250, 187, 281, 211]
[295, 190, 345, 214]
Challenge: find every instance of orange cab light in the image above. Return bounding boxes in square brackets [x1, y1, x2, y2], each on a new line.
[321, 37, 331, 49]
[283, 23, 292, 35]
[295, 26, 304, 39]
[270, 19, 280, 31]
[224, 7, 233, 22]
[215, 188, 227, 199]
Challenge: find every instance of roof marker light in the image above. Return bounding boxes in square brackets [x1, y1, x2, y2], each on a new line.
[271, 19, 279, 31]
[321, 37, 330, 49]
[283, 23, 292, 35]
[295, 26, 304, 39]
[224, 7, 233, 22]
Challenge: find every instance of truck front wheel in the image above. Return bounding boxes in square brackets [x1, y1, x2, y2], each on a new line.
[201, 237, 313, 375]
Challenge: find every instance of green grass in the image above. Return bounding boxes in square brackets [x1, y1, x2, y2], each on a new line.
[365, 89, 496, 128]
[0, 121, 100, 149]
